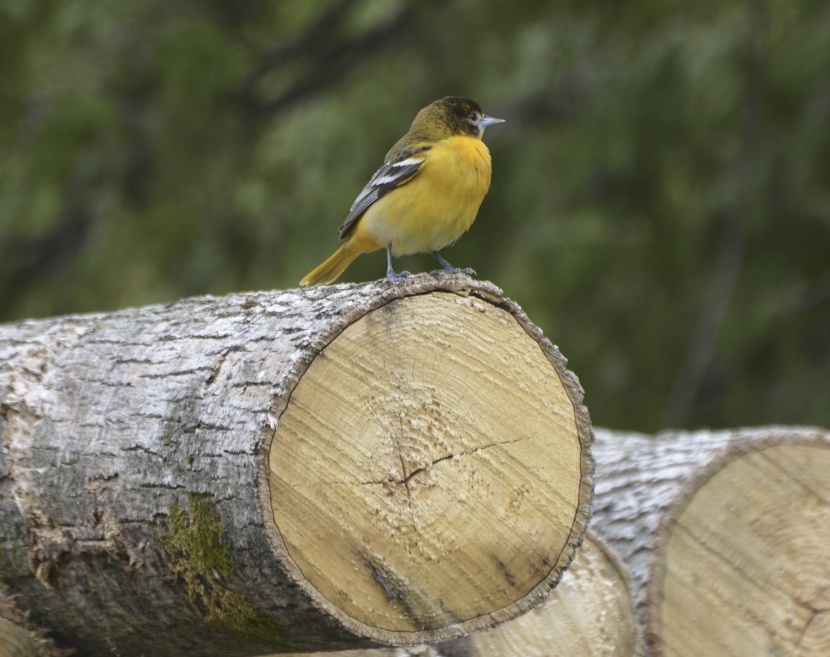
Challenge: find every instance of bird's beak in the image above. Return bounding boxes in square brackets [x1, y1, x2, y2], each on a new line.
[481, 114, 506, 127]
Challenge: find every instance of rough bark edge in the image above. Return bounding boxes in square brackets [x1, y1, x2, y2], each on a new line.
[643, 425, 830, 657]
[254, 273, 594, 646]
[0, 317, 123, 589]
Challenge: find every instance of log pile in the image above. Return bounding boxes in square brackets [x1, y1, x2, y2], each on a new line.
[0, 276, 592, 656]
[2, 279, 828, 656]
[270, 426, 830, 657]
[592, 425, 830, 657]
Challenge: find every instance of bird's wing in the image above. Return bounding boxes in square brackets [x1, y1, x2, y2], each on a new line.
[338, 146, 431, 239]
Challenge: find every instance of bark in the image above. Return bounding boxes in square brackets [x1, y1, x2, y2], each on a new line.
[0, 274, 593, 656]
[591, 426, 830, 657]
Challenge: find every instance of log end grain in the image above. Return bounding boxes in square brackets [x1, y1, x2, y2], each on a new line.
[463, 534, 641, 657]
[650, 437, 830, 657]
[264, 283, 594, 645]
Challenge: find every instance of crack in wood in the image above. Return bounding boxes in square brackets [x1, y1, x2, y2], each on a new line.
[357, 435, 533, 489]
[794, 607, 823, 648]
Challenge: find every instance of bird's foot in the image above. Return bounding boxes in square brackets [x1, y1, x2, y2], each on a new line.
[428, 251, 475, 278]
[430, 266, 476, 277]
[386, 269, 411, 284]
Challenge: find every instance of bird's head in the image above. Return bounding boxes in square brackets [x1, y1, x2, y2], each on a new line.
[413, 96, 505, 140]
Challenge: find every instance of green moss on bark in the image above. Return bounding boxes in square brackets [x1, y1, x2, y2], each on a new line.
[164, 493, 289, 647]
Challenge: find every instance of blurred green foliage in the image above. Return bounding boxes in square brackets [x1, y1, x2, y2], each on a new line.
[2, 0, 829, 432]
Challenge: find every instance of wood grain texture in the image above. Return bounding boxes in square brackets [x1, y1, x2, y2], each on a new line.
[0, 274, 592, 655]
[271, 534, 641, 657]
[0, 618, 39, 657]
[270, 292, 589, 641]
[592, 426, 830, 657]
[462, 534, 641, 657]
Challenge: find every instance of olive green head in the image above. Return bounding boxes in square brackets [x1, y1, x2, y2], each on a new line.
[411, 96, 505, 140]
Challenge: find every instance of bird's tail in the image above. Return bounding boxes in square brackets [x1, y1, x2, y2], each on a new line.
[300, 243, 361, 286]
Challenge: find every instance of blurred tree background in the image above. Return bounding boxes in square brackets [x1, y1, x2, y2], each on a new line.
[2, 0, 829, 432]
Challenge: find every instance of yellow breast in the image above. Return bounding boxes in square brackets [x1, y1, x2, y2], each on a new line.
[355, 136, 493, 256]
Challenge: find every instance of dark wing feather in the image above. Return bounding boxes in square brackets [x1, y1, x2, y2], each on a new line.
[338, 147, 430, 239]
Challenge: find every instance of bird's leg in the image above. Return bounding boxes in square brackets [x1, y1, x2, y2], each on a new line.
[429, 251, 476, 277]
[386, 244, 410, 283]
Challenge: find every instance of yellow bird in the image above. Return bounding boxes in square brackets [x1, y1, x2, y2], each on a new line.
[300, 96, 504, 286]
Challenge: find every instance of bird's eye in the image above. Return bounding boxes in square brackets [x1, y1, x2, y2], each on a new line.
[468, 112, 479, 122]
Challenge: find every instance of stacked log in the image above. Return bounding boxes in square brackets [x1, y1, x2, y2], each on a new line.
[0, 276, 593, 656]
[3, 278, 828, 656]
[592, 426, 830, 657]
[271, 426, 830, 657]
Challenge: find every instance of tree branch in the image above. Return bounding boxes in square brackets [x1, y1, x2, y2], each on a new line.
[238, 1, 448, 121]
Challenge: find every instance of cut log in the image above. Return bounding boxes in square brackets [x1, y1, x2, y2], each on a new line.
[592, 426, 830, 657]
[0, 615, 38, 657]
[0, 618, 39, 657]
[457, 533, 641, 657]
[271, 534, 641, 657]
[0, 587, 64, 657]
[0, 275, 593, 656]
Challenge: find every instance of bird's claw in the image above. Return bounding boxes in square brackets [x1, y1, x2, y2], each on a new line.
[430, 267, 476, 278]
[386, 270, 411, 284]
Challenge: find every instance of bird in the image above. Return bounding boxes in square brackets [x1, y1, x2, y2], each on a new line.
[299, 96, 504, 286]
